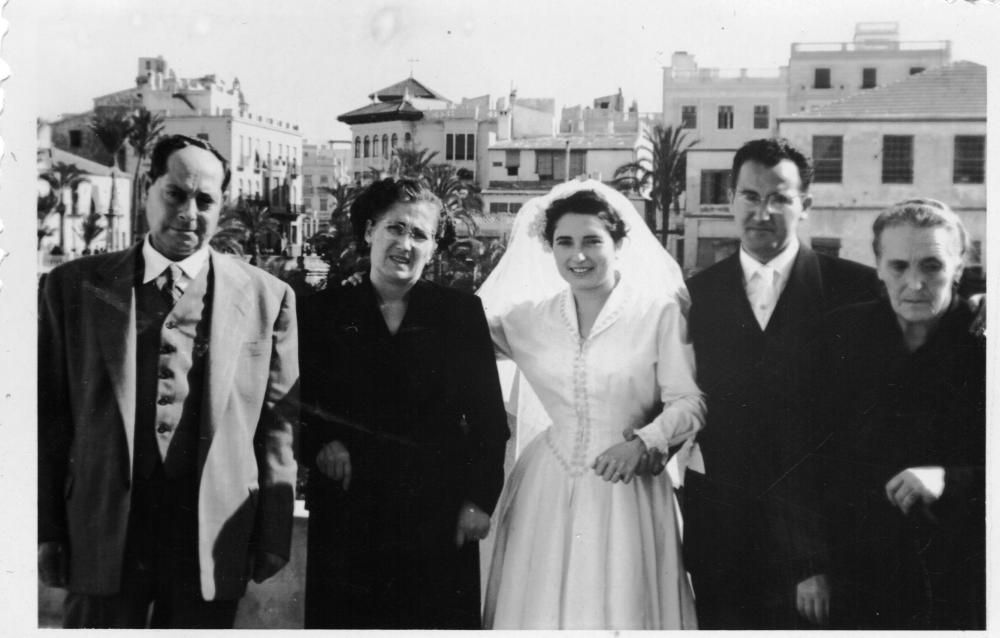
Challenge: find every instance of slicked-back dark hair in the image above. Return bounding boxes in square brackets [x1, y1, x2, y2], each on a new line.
[730, 137, 812, 192]
[349, 177, 446, 254]
[148, 134, 232, 193]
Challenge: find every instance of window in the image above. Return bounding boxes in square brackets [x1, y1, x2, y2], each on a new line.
[373, 135, 380, 159]
[446, 133, 476, 161]
[700, 170, 731, 205]
[319, 198, 328, 212]
[404, 132, 412, 145]
[753, 105, 769, 129]
[354, 137, 361, 159]
[390, 133, 398, 149]
[505, 150, 520, 177]
[954, 135, 985, 183]
[303, 175, 313, 187]
[69, 130, 82, 148]
[909, 67, 925, 76]
[681, 106, 697, 129]
[814, 68, 831, 89]
[812, 136, 843, 183]
[489, 202, 523, 214]
[862, 68, 877, 89]
[717, 106, 733, 129]
[882, 135, 913, 183]
[363, 136, 370, 158]
[382, 134, 389, 159]
[811, 237, 841, 257]
[319, 175, 329, 184]
[536, 150, 586, 180]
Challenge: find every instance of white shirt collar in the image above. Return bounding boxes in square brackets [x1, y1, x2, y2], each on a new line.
[739, 236, 800, 287]
[141, 235, 210, 284]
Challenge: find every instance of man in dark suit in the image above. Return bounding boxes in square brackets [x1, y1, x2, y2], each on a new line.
[682, 138, 881, 629]
[38, 135, 299, 628]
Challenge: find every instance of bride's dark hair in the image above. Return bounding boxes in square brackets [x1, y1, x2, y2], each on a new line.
[542, 189, 629, 245]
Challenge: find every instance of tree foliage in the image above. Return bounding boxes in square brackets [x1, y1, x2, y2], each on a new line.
[211, 195, 283, 264]
[89, 110, 132, 171]
[127, 108, 165, 241]
[613, 123, 698, 241]
[39, 162, 88, 252]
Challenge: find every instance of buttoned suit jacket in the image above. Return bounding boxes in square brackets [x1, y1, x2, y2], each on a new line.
[38, 244, 299, 601]
[683, 247, 880, 605]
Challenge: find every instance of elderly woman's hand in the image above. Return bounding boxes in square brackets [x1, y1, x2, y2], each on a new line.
[455, 501, 490, 547]
[593, 438, 646, 484]
[340, 272, 365, 287]
[316, 440, 352, 490]
[886, 467, 944, 515]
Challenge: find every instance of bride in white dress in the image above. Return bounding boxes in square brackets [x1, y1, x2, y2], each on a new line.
[478, 179, 703, 629]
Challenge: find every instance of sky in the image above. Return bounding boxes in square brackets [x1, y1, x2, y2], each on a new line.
[33, 0, 999, 143]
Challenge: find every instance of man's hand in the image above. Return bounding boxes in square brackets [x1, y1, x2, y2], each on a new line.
[886, 467, 944, 515]
[38, 541, 69, 588]
[251, 551, 288, 583]
[316, 440, 352, 490]
[796, 573, 830, 626]
[593, 438, 646, 484]
[623, 428, 666, 477]
[454, 501, 490, 548]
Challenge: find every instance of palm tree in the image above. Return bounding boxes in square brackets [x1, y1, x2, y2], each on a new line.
[310, 181, 365, 283]
[613, 123, 698, 243]
[387, 146, 439, 179]
[76, 203, 106, 253]
[39, 162, 87, 253]
[37, 184, 58, 250]
[212, 195, 282, 265]
[90, 110, 133, 249]
[424, 163, 482, 236]
[127, 108, 165, 242]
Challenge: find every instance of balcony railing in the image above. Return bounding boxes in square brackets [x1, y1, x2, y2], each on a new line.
[791, 40, 949, 54]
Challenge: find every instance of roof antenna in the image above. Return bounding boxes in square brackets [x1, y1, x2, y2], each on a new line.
[407, 58, 420, 77]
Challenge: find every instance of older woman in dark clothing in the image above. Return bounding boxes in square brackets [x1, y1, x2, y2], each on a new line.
[823, 199, 985, 629]
[297, 178, 509, 629]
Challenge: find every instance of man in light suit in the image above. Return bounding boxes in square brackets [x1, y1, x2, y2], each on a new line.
[682, 138, 881, 629]
[38, 135, 298, 628]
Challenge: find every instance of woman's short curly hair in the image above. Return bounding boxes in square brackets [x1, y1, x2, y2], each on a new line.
[349, 177, 445, 254]
[542, 189, 628, 245]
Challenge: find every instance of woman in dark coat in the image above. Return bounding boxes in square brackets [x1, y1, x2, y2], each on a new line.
[823, 199, 985, 630]
[298, 178, 509, 629]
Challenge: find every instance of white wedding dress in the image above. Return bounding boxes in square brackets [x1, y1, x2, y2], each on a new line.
[481, 269, 702, 628]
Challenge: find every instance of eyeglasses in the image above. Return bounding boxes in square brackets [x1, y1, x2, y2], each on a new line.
[735, 190, 803, 210]
[379, 221, 434, 243]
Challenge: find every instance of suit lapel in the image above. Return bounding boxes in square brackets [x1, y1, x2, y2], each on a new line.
[95, 245, 140, 478]
[720, 253, 760, 333]
[204, 252, 253, 446]
[768, 247, 823, 334]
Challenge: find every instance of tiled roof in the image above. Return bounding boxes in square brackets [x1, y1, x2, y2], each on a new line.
[490, 133, 638, 151]
[337, 100, 424, 124]
[368, 77, 447, 102]
[784, 61, 986, 120]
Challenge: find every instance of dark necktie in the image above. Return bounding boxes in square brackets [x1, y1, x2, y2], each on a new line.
[158, 264, 184, 307]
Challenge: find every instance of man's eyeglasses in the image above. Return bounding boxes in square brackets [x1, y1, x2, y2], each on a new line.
[735, 190, 803, 210]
